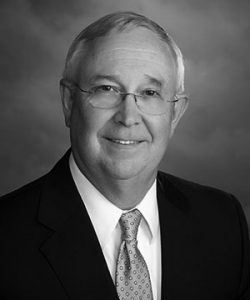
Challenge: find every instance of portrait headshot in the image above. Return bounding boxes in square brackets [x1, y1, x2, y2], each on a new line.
[1, 1, 250, 300]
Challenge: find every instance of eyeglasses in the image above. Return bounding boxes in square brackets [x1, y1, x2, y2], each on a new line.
[62, 79, 186, 115]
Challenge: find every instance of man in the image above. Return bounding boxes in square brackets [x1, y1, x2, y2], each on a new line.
[0, 11, 249, 300]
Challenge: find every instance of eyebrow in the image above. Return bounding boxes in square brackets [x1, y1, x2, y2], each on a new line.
[143, 74, 163, 88]
[88, 73, 164, 88]
[88, 74, 120, 85]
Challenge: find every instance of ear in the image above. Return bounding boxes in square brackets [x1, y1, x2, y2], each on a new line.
[170, 95, 189, 137]
[60, 80, 74, 128]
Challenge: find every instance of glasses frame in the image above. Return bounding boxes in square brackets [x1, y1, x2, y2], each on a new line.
[61, 79, 188, 115]
[74, 82, 179, 102]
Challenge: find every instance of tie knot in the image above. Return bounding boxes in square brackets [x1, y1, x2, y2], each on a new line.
[119, 209, 142, 242]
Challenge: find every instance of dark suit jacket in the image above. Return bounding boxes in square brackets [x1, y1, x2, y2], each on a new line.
[1, 151, 250, 300]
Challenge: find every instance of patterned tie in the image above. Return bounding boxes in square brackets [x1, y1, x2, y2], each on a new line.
[115, 209, 153, 300]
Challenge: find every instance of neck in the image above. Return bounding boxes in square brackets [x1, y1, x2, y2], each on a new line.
[96, 173, 157, 210]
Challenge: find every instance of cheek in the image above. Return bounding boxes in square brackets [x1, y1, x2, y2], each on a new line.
[150, 115, 172, 145]
[71, 105, 110, 151]
[70, 105, 91, 148]
[147, 116, 173, 165]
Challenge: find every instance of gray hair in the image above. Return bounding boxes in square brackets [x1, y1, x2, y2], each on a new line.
[62, 11, 185, 95]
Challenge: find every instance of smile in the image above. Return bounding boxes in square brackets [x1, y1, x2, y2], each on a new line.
[106, 138, 141, 145]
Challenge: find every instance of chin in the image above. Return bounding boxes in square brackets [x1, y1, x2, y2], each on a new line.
[102, 159, 150, 181]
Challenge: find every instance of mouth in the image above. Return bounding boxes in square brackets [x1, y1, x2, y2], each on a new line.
[105, 138, 143, 145]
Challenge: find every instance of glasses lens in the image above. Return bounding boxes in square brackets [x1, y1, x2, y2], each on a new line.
[89, 89, 120, 109]
[136, 95, 169, 115]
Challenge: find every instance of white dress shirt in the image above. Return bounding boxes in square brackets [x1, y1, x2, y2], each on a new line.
[69, 154, 161, 300]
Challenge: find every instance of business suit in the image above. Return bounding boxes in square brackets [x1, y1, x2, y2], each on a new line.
[1, 151, 250, 299]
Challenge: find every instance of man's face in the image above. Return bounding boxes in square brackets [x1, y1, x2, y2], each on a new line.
[62, 27, 186, 183]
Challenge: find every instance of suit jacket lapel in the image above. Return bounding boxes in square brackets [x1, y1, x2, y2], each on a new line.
[38, 151, 118, 300]
[157, 172, 192, 300]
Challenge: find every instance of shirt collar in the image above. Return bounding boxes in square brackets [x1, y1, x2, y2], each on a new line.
[69, 153, 158, 248]
[136, 181, 159, 241]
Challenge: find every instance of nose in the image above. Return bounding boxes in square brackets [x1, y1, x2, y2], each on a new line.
[114, 93, 142, 127]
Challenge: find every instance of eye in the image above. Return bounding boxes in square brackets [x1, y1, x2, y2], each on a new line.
[143, 89, 160, 97]
[93, 85, 115, 93]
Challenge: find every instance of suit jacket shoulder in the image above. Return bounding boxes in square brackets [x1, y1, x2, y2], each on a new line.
[0, 173, 47, 221]
[157, 170, 246, 219]
[157, 170, 250, 300]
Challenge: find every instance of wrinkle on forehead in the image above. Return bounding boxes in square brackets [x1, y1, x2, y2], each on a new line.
[92, 47, 177, 80]
[95, 39, 175, 66]
[97, 47, 168, 61]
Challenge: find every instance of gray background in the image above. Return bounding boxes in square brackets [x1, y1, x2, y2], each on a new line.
[1, 0, 250, 227]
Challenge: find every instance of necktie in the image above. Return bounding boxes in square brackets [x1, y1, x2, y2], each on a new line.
[115, 209, 153, 300]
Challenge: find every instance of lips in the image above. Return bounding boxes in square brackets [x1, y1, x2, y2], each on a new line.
[105, 137, 143, 145]
[111, 139, 140, 145]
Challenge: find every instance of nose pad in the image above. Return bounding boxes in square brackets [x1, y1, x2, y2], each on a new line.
[114, 93, 141, 127]
[125, 93, 137, 102]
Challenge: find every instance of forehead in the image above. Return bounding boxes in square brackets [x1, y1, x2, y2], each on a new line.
[79, 27, 177, 84]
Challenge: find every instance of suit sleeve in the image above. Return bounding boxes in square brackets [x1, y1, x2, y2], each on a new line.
[233, 195, 250, 300]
